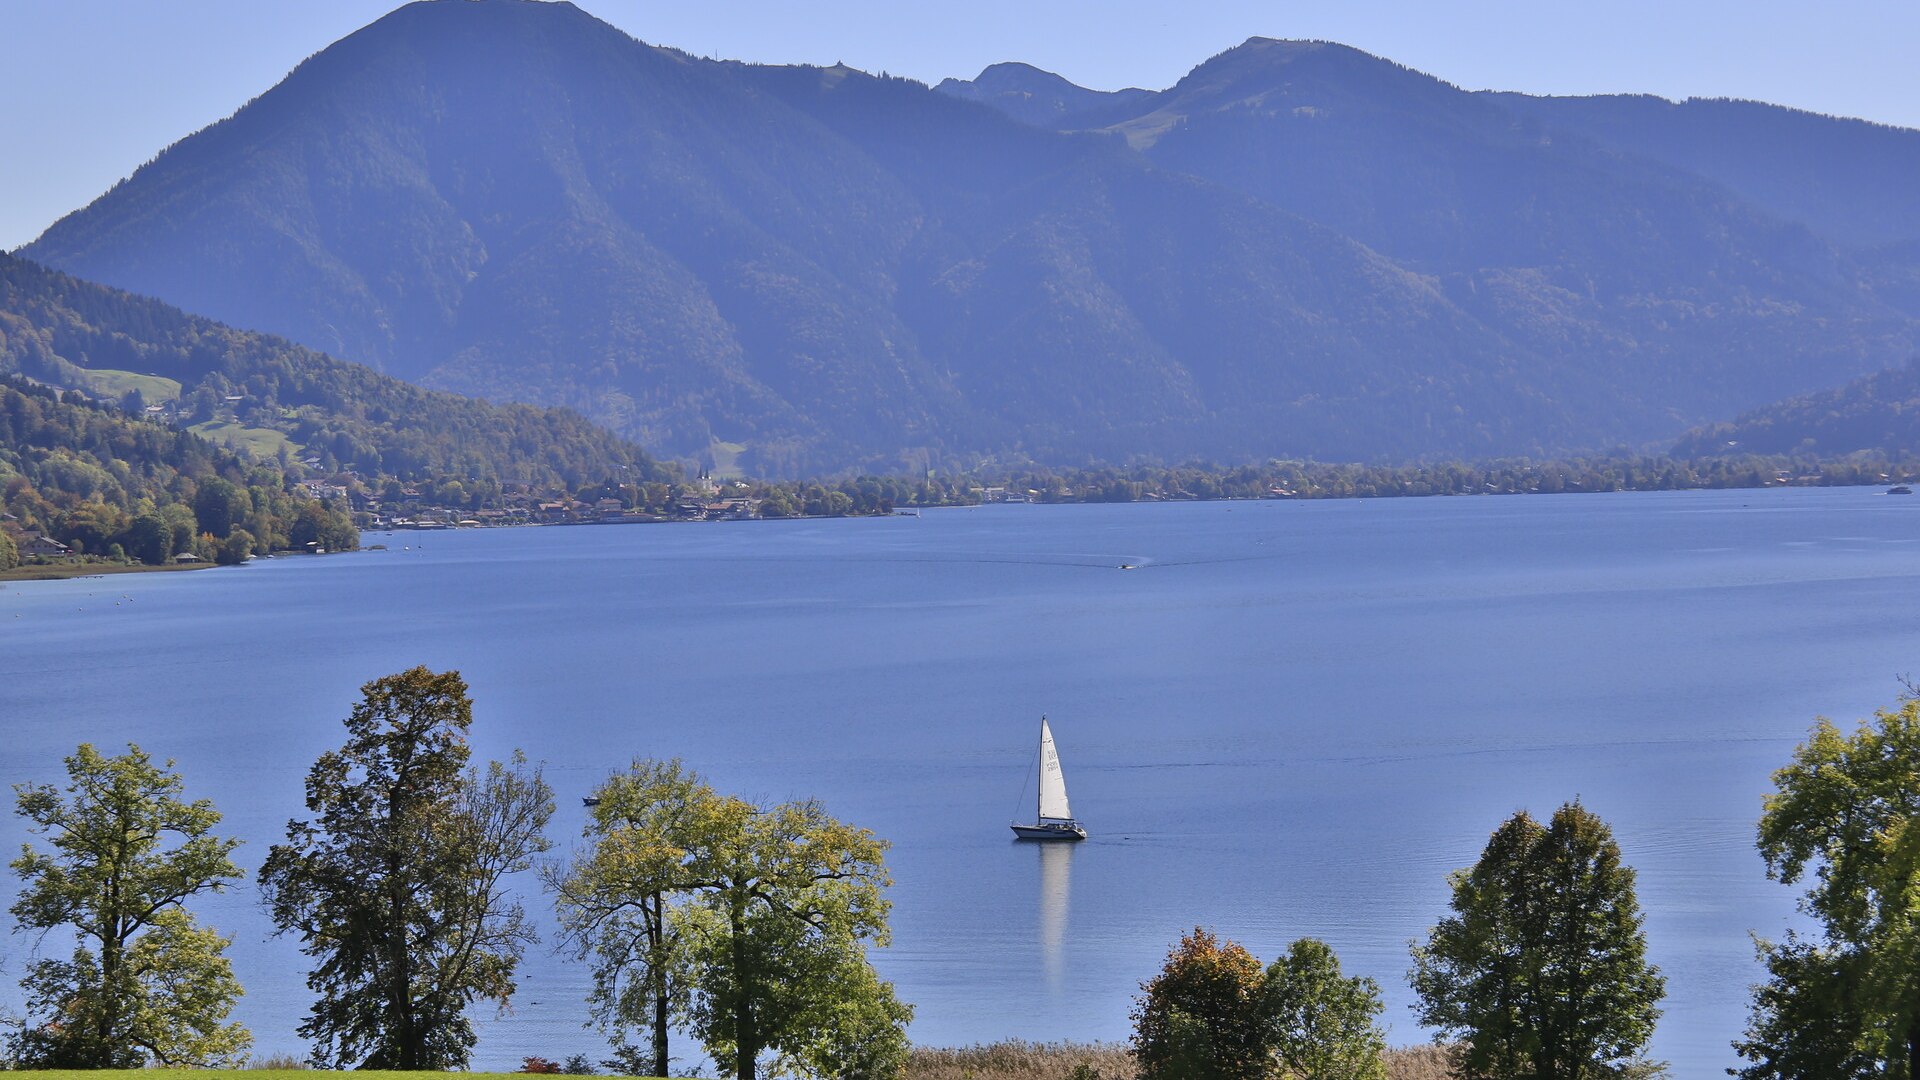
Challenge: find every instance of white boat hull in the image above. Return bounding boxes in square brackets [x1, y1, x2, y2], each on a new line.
[1012, 821, 1087, 841]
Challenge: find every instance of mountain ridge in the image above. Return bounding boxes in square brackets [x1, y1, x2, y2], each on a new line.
[23, 0, 1920, 471]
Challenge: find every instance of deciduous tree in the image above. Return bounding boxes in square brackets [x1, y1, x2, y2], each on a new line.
[547, 759, 709, 1078]
[1409, 802, 1664, 1080]
[555, 763, 906, 1080]
[1264, 938, 1387, 1080]
[1132, 927, 1272, 1080]
[7, 744, 249, 1067]
[257, 667, 553, 1069]
[1736, 699, 1920, 1078]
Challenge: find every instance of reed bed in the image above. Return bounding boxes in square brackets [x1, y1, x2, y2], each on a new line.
[905, 1040, 1454, 1080]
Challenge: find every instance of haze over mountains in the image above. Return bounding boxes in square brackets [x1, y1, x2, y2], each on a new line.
[20, 0, 1920, 474]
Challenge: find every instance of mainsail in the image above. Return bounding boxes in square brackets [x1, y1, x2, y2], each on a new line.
[1038, 717, 1072, 822]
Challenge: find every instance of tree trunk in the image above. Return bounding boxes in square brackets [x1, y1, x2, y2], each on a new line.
[1907, 1018, 1918, 1080]
[388, 791, 415, 1069]
[732, 894, 756, 1080]
[649, 891, 669, 1079]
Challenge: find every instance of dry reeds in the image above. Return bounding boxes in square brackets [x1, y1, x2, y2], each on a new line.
[904, 1041, 1455, 1080]
[906, 1040, 1134, 1080]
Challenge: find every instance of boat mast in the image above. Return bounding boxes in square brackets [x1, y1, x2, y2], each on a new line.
[1037, 715, 1046, 824]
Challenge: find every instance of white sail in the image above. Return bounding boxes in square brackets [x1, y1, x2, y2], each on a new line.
[1038, 717, 1072, 822]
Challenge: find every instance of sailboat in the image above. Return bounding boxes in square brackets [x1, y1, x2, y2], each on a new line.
[1012, 716, 1088, 841]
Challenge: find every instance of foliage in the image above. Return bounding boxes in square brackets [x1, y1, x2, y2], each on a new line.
[547, 760, 707, 1078]
[1409, 802, 1665, 1080]
[1676, 358, 1920, 458]
[257, 667, 554, 1069]
[552, 760, 906, 1080]
[0, 252, 673, 488]
[7, 743, 249, 1067]
[0, 376, 355, 563]
[1736, 698, 1920, 1077]
[1130, 928, 1272, 1080]
[1263, 939, 1387, 1080]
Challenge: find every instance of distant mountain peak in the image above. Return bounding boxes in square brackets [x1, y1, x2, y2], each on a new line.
[934, 60, 1153, 130]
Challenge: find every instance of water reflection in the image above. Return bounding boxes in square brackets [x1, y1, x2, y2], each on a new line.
[1037, 840, 1073, 990]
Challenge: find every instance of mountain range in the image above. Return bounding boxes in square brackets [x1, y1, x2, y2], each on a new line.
[18, 0, 1920, 473]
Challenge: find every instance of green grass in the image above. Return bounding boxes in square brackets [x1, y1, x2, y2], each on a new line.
[707, 439, 748, 480]
[190, 419, 297, 458]
[22, 1073, 672, 1080]
[73, 367, 183, 403]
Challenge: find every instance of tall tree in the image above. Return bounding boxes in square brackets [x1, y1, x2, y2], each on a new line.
[1263, 938, 1387, 1080]
[1131, 927, 1273, 1080]
[682, 796, 908, 1080]
[551, 764, 907, 1080]
[1409, 802, 1665, 1080]
[257, 667, 553, 1069]
[546, 759, 710, 1078]
[7, 743, 249, 1067]
[1736, 699, 1920, 1078]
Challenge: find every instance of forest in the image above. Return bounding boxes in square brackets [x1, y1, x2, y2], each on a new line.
[0, 378, 355, 569]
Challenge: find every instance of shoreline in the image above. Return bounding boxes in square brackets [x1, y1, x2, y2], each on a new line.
[0, 560, 216, 583]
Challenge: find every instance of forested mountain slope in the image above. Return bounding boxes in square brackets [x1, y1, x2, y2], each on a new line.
[1674, 358, 1920, 458]
[24, 1, 1919, 471]
[0, 378, 356, 567]
[0, 252, 668, 486]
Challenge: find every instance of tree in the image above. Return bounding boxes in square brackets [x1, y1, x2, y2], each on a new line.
[257, 667, 554, 1069]
[7, 744, 249, 1067]
[547, 760, 708, 1078]
[1736, 699, 1920, 1078]
[1264, 938, 1387, 1080]
[0, 529, 15, 571]
[1132, 928, 1273, 1080]
[559, 767, 907, 1080]
[216, 528, 254, 566]
[1409, 802, 1664, 1080]
[193, 477, 249, 538]
[683, 796, 909, 1080]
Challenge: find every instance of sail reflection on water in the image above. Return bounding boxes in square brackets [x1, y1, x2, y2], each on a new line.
[1038, 839, 1072, 989]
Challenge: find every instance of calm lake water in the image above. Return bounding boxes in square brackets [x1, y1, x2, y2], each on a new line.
[5, 488, 1919, 1076]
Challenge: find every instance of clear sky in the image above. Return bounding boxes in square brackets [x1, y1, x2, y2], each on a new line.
[4, 0, 1918, 251]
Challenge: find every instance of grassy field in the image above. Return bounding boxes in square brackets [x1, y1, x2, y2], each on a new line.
[190, 419, 298, 458]
[0, 560, 211, 582]
[73, 367, 183, 403]
[15, 1074, 664, 1080]
[708, 438, 748, 479]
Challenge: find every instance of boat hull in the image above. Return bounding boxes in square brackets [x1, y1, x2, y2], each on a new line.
[1012, 822, 1087, 841]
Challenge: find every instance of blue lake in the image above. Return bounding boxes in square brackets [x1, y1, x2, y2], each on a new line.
[5, 488, 1920, 1076]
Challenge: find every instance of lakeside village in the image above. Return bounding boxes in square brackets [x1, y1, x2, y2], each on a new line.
[361, 480, 1042, 530]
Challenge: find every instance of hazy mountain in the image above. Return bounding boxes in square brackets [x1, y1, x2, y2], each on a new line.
[22, 2, 1920, 471]
[951, 39, 1914, 428]
[1485, 92, 1920, 252]
[1674, 357, 1920, 458]
[933, 62, 1153, 130]
[0, 251, 666, 485]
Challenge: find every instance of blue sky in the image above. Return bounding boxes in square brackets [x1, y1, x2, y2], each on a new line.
[4, 0, 1917, 251]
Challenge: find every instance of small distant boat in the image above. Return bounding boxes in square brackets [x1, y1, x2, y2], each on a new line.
[1889, 485, 1913, 495]
[1012, 716, 1087, 841]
